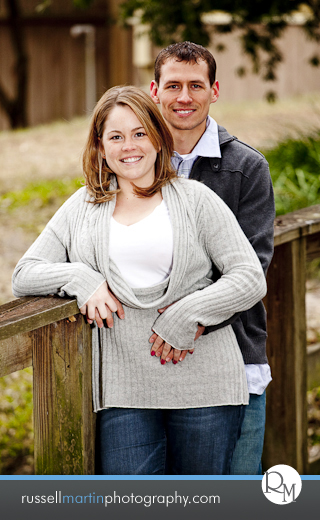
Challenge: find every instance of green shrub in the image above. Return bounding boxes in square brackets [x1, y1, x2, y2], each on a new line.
[264, 133, 320, 216]
[0, 368, 34, 475]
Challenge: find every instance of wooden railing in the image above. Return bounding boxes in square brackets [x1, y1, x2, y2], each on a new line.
[0, 297, 94, 475]
[1, 204, 320, 475]
[263, 204, 320, 475]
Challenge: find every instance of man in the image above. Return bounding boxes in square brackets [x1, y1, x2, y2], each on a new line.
[150, 41, 275, 475]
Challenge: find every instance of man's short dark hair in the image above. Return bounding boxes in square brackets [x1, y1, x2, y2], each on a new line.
[154, 41, 217, 86]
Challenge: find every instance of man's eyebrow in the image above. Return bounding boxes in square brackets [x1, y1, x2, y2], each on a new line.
[163, 79, 206, 86]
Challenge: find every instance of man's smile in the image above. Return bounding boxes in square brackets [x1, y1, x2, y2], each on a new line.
[173, 109, 196, 114]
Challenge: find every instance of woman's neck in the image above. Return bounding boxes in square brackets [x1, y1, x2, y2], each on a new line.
[113, 189, 163, 226]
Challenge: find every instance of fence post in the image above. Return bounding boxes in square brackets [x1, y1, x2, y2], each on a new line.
[32, 313, 95, 475]
[263, 237, 308, 473]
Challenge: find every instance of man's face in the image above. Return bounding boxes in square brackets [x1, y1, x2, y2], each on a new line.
[150, 59, 219, 134]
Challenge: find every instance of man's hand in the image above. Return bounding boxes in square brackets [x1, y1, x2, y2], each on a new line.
[79, 281, 124, 328]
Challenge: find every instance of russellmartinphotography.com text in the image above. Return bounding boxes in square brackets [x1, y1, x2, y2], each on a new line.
[21, 490, 221, 508]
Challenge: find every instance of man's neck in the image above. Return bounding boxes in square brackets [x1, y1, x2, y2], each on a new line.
[170, 122, 207, 155]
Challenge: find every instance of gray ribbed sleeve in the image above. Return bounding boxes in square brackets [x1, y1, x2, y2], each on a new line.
[152, 184, 266, 350]
[12, 188, 106, 308]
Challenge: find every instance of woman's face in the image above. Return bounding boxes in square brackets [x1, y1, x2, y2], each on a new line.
[100, 105, 158, 191]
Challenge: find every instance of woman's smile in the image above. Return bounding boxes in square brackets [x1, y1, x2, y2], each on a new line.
[120, 156, 143, 163]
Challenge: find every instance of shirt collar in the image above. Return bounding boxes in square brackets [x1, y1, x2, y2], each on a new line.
[173, 116, 221, 161]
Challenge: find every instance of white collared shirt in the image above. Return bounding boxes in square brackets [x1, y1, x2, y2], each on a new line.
[171, 115, 271, 395]
[171, 116, 221, 178]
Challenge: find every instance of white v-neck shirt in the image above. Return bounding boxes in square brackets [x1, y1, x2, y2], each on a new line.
[109, 200, 173, 288]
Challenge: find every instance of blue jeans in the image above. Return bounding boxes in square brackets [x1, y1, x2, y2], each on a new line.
[230, 392, 266, 475]
[97, 406, 245, 475]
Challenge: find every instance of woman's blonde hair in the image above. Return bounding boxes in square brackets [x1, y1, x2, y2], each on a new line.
[83, 85, 177, 203]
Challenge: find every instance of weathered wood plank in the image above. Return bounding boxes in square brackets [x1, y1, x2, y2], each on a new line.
[263, 238, 308, 474]
[33, 314, 95, 475]
[306, 231, 320, 261]
[307, 343, 320, 391]
[0, 332, 32, 378]
[274, 205, 320, 247]
[0, 296, 79, 341]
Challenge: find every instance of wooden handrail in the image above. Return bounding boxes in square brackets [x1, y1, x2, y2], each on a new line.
[264, 204, 320, 475]
[0, 296, 94, 475]
[1, 204, 320, 475]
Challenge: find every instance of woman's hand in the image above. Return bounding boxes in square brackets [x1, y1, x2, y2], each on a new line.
[149, 299, 205, 363]
[79, 281, 124, 328]
[150, 335, 184, 364]
[149, 325, 205, 364]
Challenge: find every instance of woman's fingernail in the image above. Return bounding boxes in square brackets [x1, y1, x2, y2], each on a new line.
[161, 359, 166, 365]
[151, 351, 155, 356]
[173, 360, 177, 365]
[189, 351, 193, 354]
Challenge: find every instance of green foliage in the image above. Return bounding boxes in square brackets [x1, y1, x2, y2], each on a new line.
[0, 369, 34, 475]
[264, 133, 320, 216]
[0, 178, 83, 212]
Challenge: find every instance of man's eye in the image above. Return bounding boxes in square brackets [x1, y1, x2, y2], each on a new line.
[192, 84, 201, 89]
[168, 85, 179, 89]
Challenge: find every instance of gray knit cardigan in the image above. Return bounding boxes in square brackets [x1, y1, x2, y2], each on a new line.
[12, 177, 266, 411]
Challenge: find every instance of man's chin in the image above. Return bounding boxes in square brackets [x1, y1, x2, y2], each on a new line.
[169, 120, 202, 132]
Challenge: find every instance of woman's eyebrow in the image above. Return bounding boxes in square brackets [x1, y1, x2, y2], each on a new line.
[107, 126, 145, 134]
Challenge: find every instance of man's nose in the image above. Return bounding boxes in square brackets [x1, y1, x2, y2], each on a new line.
[176, 87, 193, 103]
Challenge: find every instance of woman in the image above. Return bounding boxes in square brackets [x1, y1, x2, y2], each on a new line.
[12, 86, 266, 475]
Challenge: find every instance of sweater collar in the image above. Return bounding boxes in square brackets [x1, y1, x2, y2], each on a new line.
[93, 177, 189, 309]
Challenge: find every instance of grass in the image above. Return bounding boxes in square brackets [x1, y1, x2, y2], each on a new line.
[0, 178, 83, 212]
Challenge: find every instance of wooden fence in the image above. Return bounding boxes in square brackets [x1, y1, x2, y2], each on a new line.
[1, 204, 320, 474]
[0, 7, 134, 130]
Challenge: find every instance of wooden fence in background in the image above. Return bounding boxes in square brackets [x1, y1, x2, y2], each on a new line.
[0, 7, 133, 130]
[1, 204, 320, 474]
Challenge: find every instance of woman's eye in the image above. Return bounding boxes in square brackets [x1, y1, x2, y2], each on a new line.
[110, 135, 122, 140]
[135, 132, 146, 138]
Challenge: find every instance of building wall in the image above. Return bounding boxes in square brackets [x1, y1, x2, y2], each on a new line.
[209, 25, 320, 103]
[133, 24, 320, 101]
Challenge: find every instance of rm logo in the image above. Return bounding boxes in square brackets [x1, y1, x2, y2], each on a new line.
[262, 464, 302, 505]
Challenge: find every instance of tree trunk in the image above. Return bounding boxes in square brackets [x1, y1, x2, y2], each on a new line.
[0, 0, 28, 129]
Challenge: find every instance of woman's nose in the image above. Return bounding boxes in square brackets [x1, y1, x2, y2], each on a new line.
[122, 137, 136, 150]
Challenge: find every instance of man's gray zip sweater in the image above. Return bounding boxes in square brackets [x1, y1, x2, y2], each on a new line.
[190, 125, 275, 365]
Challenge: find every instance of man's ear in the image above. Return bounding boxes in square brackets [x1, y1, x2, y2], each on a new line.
[150, 80, 160, 104]
[211, 80, 219, 104]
